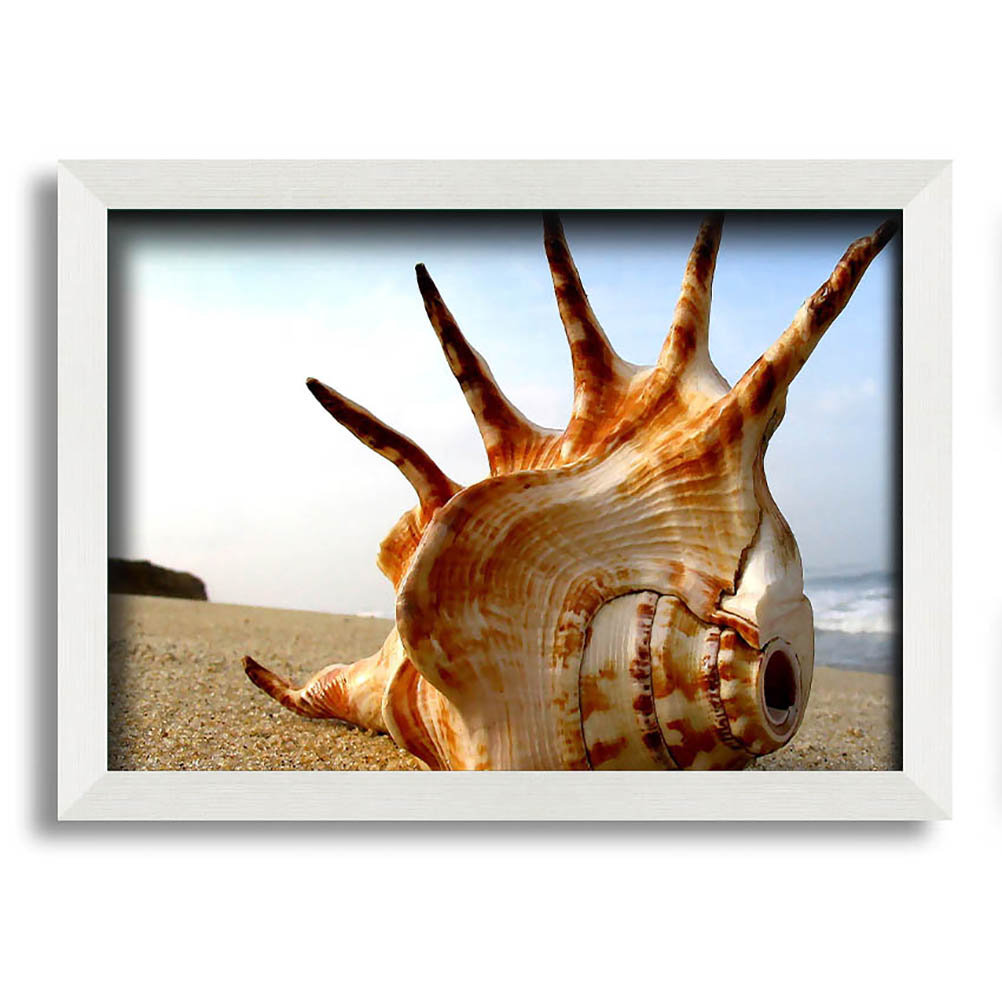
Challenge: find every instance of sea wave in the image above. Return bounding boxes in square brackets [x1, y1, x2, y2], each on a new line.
[804, 569, 899, 672]
[814, 629, 897, 673]
[805, 570, 898, 635]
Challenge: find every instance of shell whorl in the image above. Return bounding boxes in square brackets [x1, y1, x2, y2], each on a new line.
[244, 214, 896, 771]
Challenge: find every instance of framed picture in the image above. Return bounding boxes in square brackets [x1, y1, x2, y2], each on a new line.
[58, 160, 950, 820]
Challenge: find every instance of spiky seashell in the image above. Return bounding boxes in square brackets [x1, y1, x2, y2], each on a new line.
[244, 214, 896, 770]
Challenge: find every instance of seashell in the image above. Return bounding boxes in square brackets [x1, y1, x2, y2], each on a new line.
[244, 213, 896, 770]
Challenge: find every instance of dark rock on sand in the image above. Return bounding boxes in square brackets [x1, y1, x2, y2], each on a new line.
[109, 558, 208, 601]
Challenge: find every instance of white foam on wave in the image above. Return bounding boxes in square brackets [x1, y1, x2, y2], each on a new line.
[804, 573, 897, 636]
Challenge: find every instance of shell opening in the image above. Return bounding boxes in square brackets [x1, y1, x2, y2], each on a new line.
[763, 650, 797, 722]
[760, 642, 801, 733]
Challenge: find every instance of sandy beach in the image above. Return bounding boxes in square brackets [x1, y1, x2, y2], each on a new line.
[108, 595, 900, 772]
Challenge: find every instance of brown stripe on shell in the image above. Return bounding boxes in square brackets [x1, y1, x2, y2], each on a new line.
[649, 596, 753, 770]
[588, 736, 629, 767]
[578, 592, 677, 771]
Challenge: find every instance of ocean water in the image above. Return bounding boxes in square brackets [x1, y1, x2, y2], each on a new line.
[804, 568, 899, 674]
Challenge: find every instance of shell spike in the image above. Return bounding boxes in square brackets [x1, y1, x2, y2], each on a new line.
[543, 213, 623, 420]
[306, 377, 458, 510]
[415, 263, 544, 473]
[243, 655, 337, 719]
[244, 653, 386, 731]
[731, 218, 898, 427]
[657, 213, 724, 370]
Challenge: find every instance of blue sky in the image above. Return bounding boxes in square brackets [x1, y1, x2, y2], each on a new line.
[109, 211, 900, 615]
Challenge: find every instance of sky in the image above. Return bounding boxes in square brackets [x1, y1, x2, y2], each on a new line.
[108, 211, 900, 616]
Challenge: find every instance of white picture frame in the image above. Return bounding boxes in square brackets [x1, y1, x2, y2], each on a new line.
[58, 160, 951, 821]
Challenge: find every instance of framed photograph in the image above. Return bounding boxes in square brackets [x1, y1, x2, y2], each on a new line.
[58, 160, 950, 820]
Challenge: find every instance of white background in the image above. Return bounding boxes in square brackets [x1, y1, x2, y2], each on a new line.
[4, 3, 998, 1005]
